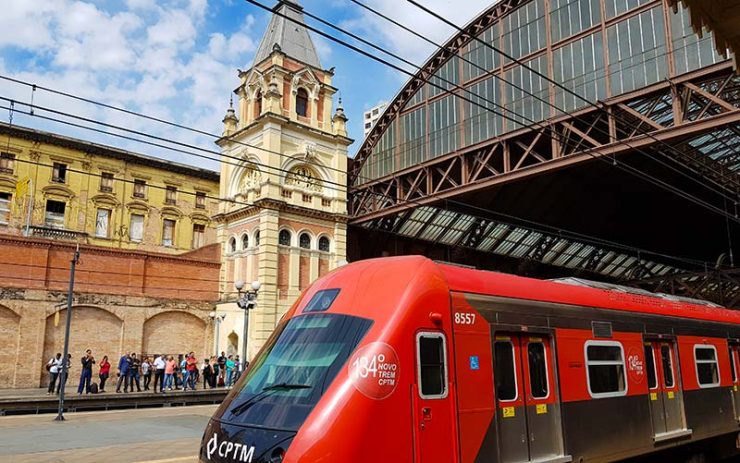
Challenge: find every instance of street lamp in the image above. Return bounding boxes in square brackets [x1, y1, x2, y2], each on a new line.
[208, 311, 226, 357]
[235, 280, 260, 365]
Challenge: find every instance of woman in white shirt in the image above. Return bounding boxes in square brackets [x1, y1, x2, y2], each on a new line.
[46, 353, 63, 395]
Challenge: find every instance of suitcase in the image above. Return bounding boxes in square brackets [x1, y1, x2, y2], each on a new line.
[90, 382, 99, 394]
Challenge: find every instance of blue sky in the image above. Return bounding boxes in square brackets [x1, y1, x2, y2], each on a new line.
[0, 0, 491, 169]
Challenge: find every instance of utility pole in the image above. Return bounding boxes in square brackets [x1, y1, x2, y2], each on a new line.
[55, 244, 80, 422]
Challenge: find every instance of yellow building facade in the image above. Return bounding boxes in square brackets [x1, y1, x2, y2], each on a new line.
[0, 123, 219, 252]
[213, 0, 352, 360]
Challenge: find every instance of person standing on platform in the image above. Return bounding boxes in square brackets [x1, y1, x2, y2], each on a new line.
[77, 349, 95, 395]
[217, 352, 227, 387]
[225, 355, 236, 388]
[153, 354, 166, 392]
[115, 352, 130, 393]
[46, 353, 62, 395]
[164, 355, 176, 391]
[142, 357, 152, 391]
[183, 352, 197, 391]
[98, 355, 111, 392]
[129, 353, 142, 392]
[202, 358, 213, 389]
[234, 355, 242, 382]
[57, 354, 72, 394]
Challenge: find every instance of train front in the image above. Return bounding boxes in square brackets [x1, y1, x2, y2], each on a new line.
[199, 256, 450, 463]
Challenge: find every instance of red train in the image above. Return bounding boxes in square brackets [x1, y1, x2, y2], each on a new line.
[200, 256, 740, 463]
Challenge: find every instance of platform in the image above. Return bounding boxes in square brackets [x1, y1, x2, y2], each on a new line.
[0, 387, 228, 415]
[0, 404, 216, 462]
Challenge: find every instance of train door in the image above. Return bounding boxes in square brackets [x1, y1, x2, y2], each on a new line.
[729, 343, 740, 421]
[414, 331, 456, 463]
[644, 340, 689, 441]
[493, 333, 567, 463]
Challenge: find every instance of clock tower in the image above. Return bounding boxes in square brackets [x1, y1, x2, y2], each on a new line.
[213, 0, 352, 360]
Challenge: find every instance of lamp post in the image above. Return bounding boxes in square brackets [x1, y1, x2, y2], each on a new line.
[235, 280, 260, 365]
[209, 311, 226, 357]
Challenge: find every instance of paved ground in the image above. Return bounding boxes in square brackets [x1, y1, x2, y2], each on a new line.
[0, 404, 216, 462]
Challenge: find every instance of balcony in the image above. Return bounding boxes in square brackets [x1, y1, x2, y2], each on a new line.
[30, 226, 88, 242]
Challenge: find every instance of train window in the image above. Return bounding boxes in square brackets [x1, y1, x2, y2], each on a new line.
[694, 345, 719, 388]
[729, 346, 737, 383]
[416, 332, 448, 399]
[494, 341, 517, 401]
[585, 341, 627, 398]
[660, 345, 675, 388]
[644, 344, 657, 390]
[528, 342, 549, 399]
[303, 289, 340, 313]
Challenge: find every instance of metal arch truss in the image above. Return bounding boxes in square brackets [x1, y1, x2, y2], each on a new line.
[350, 63, 740, 222]
[359, 204, 740, 308]
[630, 267, 740, 308]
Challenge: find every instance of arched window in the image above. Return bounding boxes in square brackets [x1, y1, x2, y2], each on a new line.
[318, 236, 330, 252]
[279, 229, 291, 246]
[254, 89, 262, 117]
[228, 237, 236, 253]
[299, 233, 311, 249]
[296, 88, 308, 117]
[254, 230, 260, 246]
[242, 234, 249, 249]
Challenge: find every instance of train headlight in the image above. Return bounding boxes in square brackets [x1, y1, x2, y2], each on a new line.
[269, 447, 285, 463]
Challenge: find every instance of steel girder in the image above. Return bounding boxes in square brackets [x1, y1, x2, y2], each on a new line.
[350, 63, 740, 224]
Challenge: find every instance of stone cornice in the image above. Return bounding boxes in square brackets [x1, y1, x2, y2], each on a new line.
[213, 197, 348, 224]
[217, 112, 353, 147]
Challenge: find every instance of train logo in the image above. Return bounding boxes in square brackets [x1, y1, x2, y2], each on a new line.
[348, 342, 400, 400]
[205, 433, 255, 463]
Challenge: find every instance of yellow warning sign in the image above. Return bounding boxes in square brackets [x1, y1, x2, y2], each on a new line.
[536, 404, 547, 414]
[667, 391, 675, 399]
[650, 392, 657, 401]
[734, 385, 738, 392]
[502, 406, 515, 418]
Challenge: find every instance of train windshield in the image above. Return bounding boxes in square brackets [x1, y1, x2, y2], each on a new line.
[223, 313, 372, 431]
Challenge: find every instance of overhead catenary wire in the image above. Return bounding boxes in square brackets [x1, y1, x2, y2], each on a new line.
[244, 0, 740, 226]
[350, 0, 739, 200]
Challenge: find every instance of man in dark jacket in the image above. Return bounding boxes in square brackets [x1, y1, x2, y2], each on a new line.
[77, 349, 95, 394]
[129, 353, 142, 392]
[115, 352, 131, 393]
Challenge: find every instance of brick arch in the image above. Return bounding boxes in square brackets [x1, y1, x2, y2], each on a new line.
[42, 306, 124, 386]
[0, 305, 20, 388]
[142, 311, 206, 359]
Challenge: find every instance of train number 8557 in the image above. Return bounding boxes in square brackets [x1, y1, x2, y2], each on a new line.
[454, 312, 476, 325]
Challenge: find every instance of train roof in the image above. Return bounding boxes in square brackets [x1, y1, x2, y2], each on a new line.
[435, 259, 740, 326]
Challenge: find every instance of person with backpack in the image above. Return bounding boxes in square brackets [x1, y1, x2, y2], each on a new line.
[77, 349, 95, 395]
[98, 355, 111, 392]
[46, 353, 63, 395]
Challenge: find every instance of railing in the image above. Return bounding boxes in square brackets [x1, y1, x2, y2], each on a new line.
[29, 226, 88, 242]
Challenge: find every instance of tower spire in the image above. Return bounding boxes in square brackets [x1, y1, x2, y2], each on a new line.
[252, 0, 321, 69]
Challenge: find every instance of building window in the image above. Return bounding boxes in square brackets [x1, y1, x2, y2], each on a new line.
[585, 341, 627, 397]
[528, 342, 549, 399]
[416, 332, 448, 398]
[279, 229, 291, 246]
[100, 172, 114, 192]
[242, 234, 249, 249]
[0, 192, 10, 224]
[195, 191, 206, 209]
[364, 122, 371, 129]
[192, 224, 205, 249]
[254, 230, 260, 247]
[45, 200, 66, 229]
[494, 340, 517, 401]
[299, 232, 311, 249]
[296, 88, 308, 117]
[129, 214, 144, 242]
[162, 219, 175, 247]
[165, 186, 177, 205]
[52, 163, 67, 183]
[228, 236, 237, 253]
[318, 236, 330, 252]
[133, 179, 146, 198]
[0, 152, 14, 174]
[254, 89, 262, 117]
[95, 208, 110, 238]
[695, 345, 719, 388]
